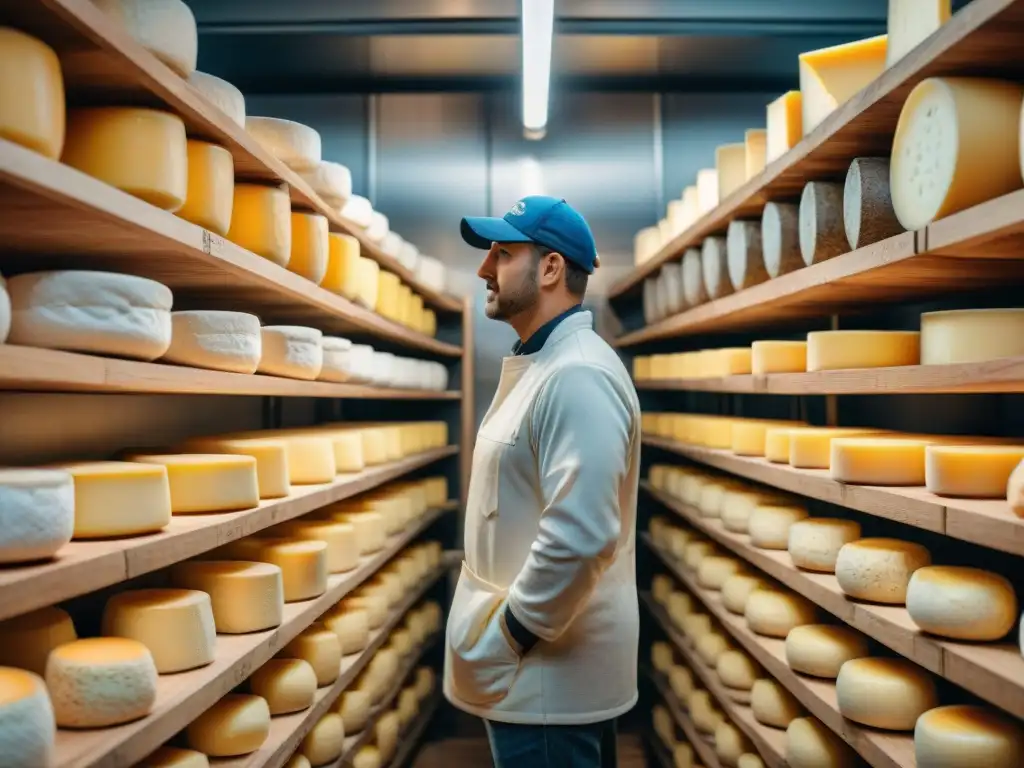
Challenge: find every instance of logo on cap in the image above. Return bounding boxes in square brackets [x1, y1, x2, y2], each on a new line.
[509, 201, 526, 216]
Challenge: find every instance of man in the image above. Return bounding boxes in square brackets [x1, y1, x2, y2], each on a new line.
[443, 195, 641, 768]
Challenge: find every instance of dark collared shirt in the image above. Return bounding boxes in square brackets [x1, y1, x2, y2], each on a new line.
[511, 304, 584, 357]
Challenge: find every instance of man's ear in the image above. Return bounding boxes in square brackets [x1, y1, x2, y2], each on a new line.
[539, 251, 565, 288]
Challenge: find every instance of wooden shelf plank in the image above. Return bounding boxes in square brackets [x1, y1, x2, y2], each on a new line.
[647, 665, 722, 768]
[0, 448, 458, 622]
[636, 355, 1024, 395]
[0, 0, 460, 313]
[0, 345, 462, 399]
[644, 732, 675, 768]
[51, 504, 454, 768]
[0, 140, 460, 356]
[644, 483, 1024, 721]
[609, 0, 1024, 301]
[643, 436, 1024, 557]
[645, 535, 915, 768]
[377, 689, 443, 768]
[643, 594, 787, 768]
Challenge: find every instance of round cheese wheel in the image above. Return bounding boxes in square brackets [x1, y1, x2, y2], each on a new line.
[906, 566, 1017, 641]
[170, 560, 283, 634]
[0, 606, 77, 676]
[698, 556, 745, 590]
[0, 667, 55, 768]
[46, 638, 158, 727]
[188, 71, 244, 126]
[673, 743, 694, 768]
[745, 589, 817, 637]
[273, 520, 359, 575]
[806, 330, 920, 372]
[751, 678, 803, 728]
[227, 183, 292, 266]
[375, 710, 400, 761]
[323, 608, 370, 655]
[0, 29, 64, 160]
[187, 693, 270, 757]
[737, 755, 765, 768]
[721, 489, 788, 533]
[914, 704, 1024, 768]
[653, 704, 676, 747]
[337, 689, 370, 733]
[414, 667, 435, 701]
[289, 212, 329, 284]
[92, 0, 197, 76]
[249, 658, 316, 715]
[279, 624, 341, 686]
[652, 641, 675, 674]
[353, 745, 382, 768]
[177, 139, 234, 235]
[653, 574, 674, 605]
[836, 657, 937, 730]
[722, 574, 767, 616]
[689, 690, 723, 734]
[366, 212, 389, 244]
[920, 308, 1024, 365]
[927, 445, 1024, 499]
[340, 594, 387, 630]
[319, 336, 354, 383]
[125, 453, 259, 514]
[681, 613, 713, 644]
[298, 161, 353, 209]
[56, 460, 172, 539]
[696, 631, 733, 667]
[699, 479, 745, 519]
[787, 518, 862, 573]
[0, 469, 74, 564]
[667, 592, 694, 627]
[285, 756, 311, 768]
[716, 721, 753, 766]
[301, 712, 344, 766]
[258, 326, 324, 380]
[667, 528, 695, 561]
[786, 717, 857, 768]
[785, 624, 869, 678]
[246, 117, 321, 172]
[749, 504, 809, 550]
[669, 664, 694, 701]
[830, 437, 934, 485]
[341, 195, 373, 228]
[137, 747, 210, 767]
[8, 270, 173, 360]
[162, 311, 261, 373]
[716, 650, 760, 690]
[684, 541, 717, 572]
[835, 538, 932, 604]
[397, 686, 419, 727]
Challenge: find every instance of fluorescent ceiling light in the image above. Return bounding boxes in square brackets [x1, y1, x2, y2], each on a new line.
[521, 0, 554, 134]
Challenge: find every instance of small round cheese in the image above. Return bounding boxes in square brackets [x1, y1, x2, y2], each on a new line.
[353, 746, 382, 768]
[906, 566, 1018, 641]
[749, 504, 809, 550]
[669, 665, 694, 701]
[785, 624, 869, 678]
[285, 756, 311, 768]
[721, 490, 789, 533]
[125, 453, 260, 514]
[319, 336, 354, 383]
[835, 657, 937, 730]
[187, 693, 271, 757]
[745, 589, 818, 638]
[737, 755, 765, 768]
[258, 326, 324, 380]
[667, 592, 694, 627]
[365, 211, 389, 243]
[653, 574, 674, 604]
[0, 29, 64, 160]
[227, 183, 292, 266]
[272, 520, 359, 574]
[788, 518, 862, 573]
[654, 703, 676, 746]
[652, 641, 675, 674]
[162, 311, 261, 374]
[92, 0, 197, 75]
[245, 117, 322, 172]
[835, 538, 932, 604]
[698, 556, 745, 590]
[279, 624, 341, 686]
[298, 161, 352, 209]
[324, 608, 370, 655]
[689, 690, 723, 734]
[786, 717, 857, 768]
[684, 541, 717, 572]
[716, 721, 753, 766]
[301, 712, 345, 765]
[927, 445, 1024, 499]
[682, 613, 713, 644]
[137, 747, 210, 767]
[363, 650, 398, 704]
[57, 461, 172, 538]
[340, 594, 387, 629]
[341, 195, 373, 228]
[722, 574, 767, 616]
[177, 139, 234, 235]
[46, 637, 158, 727]
[0, 469, 74, 564]
[375, 710, 400, 761]
[666, 528, 694, 561]
[337, 689, 370, 732]
[188, 71, 245, 126]
[248, 658, 316, 715]
[696, 631, 733, 667]
[914, 705, 1024, 768]
[397, 687, 418, 727]
[0, 606, 77, 676]
[289, 212, 330, 285]
[673, 743, 694, 768]
[414, 667, 435, 700]
[698, 480, 745, 519]
[716, 650, 760, 690]
[170, 560, 283, 634]
[101, 588, 216, 673]
[0, 667, 55, 768]
[751, 678, 803, 728]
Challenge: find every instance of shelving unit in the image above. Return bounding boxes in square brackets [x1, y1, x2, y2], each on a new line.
[647, 665, 721, 768]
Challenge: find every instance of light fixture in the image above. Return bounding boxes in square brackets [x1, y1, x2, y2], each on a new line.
[521, 0, 554, 138]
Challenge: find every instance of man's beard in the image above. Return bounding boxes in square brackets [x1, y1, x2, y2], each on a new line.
[485, 271, 539, 320]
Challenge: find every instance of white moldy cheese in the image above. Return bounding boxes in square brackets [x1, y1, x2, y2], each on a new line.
[0, 469, 74, 565]
[835, 537, 931, 604]
[906, 565, 1017, 641]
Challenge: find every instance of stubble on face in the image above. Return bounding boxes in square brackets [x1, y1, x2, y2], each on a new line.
[485, 258, 540, 321]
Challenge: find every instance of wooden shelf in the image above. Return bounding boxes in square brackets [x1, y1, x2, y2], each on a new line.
[0, 448, 458, 622]
[645, 534, 915, 768]
[636, 355, 1024, 395]
[0, 0, 461, 314]
[51, 504, 453, 768]
[0, 345, 462, 399]
[644, 483, 1024, 722]
[643, 594, 787, 768]
[0, 140, 460, 356]
[367, 688, 443, 768]
[643, 436, 1024, 557]
[644, 732, 675, 768]
[647, 665, 722, 768]
[609, 0, 1024, 301]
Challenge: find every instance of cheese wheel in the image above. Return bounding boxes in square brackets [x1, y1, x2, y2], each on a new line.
[786, 717, 857, 768]
[835, 538, 931, 604]
[248, 432, 339, 482]
[341, 195, 373, 228]
[698, 479, 747, 518]
[653, 574, 674, 605]
[716, 649, 759, 690]
[906, 566, 1017, 641]
[806, 330, 920, 371]
[228, 183, 291, 266]
[1009, 460, 1024, 516]
[386, 628, 413, 659]
[652, 641, 674, 674]
[178, 437, 289, 499]
[226, 538, 328, 602]
[187, 693, 270, 757]
[684, 541, 717, 572]
[245, 117, 321, 172]
[0, 29, 64, 159]
[280, 624, 341, 686]
[731, 419, 805, 457]
[101, 588, 216, 673]
[8, 270, 172, 360]
[323, 608, 370, 655]
[668, 592, 694, 627]
[0, 469, 74, 564]
[722, 574, 767, 616]
[751, 340, 808, 374]
[414, 666, 436, 701]
[63, 107, 187, 210]
[337, 689, 370, 732]
[745, 589, 817, 637]
[187, 71, 244, 126]
[288, 212, 329, 284]
[748, 504, 809, 550]
[301, 712, 345, 766]
[374, 710, 400, 760]
[286, 757, 311, 768]
[56, 461, 171, 538]
[765, 427, 794, 463]
[125, 453, 259, 514]
[752, 678, 803, 728]
[170, 560, 284, 633]
[787, 518, 862, 572]
[322, 234, 361, 297]
[722, 490, 788, 532]
[0, 668, 55, 767]
[830, 437, 934, 485]
[92, 0, 197, 76]
[353, 746, 382, 768]
[319, 336, 354, 383]
[788, 427, 885, 469]
[915, 704, 1024, 768]
[248, 658, 316, 715]
[689, 690, 723, 734]
[926, 445, 1024, 498]
[836, 657, 937, 730]
[891, 77, 1023, 231]
[298, 161, 352, 209]
[673, 743, 694, 768]
[322, 511, 385, 555]
[920, 308, 1024, 365]
[176, 139, 234, 235]
[737, 755, 765, 768]
[716, 721, 753, 766]
[398, 687, 418, 727]
[162, 310, 261, 374]
[339, 594, 387, 629]
[46, 638, 157, 727]
[0, 607, 78, 684]
[258, 326, 323, 380]
[698, 556, 744, 590]
[669, 664, 694, 701]
[785, 624, 869, 678]
[137, 747, 210, 767]
[272, 520, 359, 574]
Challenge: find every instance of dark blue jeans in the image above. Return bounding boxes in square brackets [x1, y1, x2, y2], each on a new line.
[485, 718, 618, 768]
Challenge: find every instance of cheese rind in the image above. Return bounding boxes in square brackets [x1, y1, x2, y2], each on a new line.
[807, 330, 919, 371]
[258, 326, 324, 380]
[722, 574, 767, 616]
[227, 183, 291, 266]
[886, 0, 952, 68]
[0, 469, 74, 564]
[716, 649, 759, 690]
[136, 747, 209, 767]
[836, 657, 937, 730]
[0, 607, 77, 676]
[56, 461, 171, 538]
[92, 0, 198, 76]
[322, 234, 361, 297]
[249, 658, 317, 715]
[766, 91, 802, 163]
[835, 538, 931, 604]
[178, 437, 289, 499]
[279, 624, 341, 686]
[789, 427, 885, 469]
[188, 71, 245, 126]
[830, 438, 934, 485]
[245, 117, 321, 172]
[926, 445, 1024, 498]
[0, 29, 64, 160]
[288, 212, 330, 284]
[337, 689, 370, 732]
[187, 693, 271, 757]
[751, 340, 807, 374]
[298, 161, 352, 209]
[0, 667, 55, 767]
[301, 712, 345, 765]
[341, 195, 373, 228]
[126, 453, 259, 514]
[323, 608, 369, 655]
[786, 717, 857, 768]
[749, 504, 809, 549]
[272, 520, 359, 574]
[177, 139, 234, 235]
[752, 679, 803, 728]
[788, 518, 862, 572]
[745, 589, 817, 637]
[170, 560, 284, 634]
[221, 538, 328, 602]
[906, 565, 1017, 641]
[920, 308, 1024, 365]
[799, 35, 888, 136]
[914, 704, 1024, 768]
[785, 624, 868, 678]
[163, 310, 261, 373]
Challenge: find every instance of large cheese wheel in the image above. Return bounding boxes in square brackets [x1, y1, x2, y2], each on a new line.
[163, 310, 262, 373]
[915, 705, 1024, 768]
[926, 445, 1024, 498]
[0, 668, 55, 767]
[749, 503, 809, 549]
[46, 638, 157, 727]
[288, 212, 329, 284]
[751, 340, 808, 374]
[63, 107, 187, 210]
[716, 649, 759, 690]
[170, 560, 284, 634]
[789, 427, 885, 469]
[696, 631, 733, 667]
[341, 195, 373, 228]
[338, 594, 387, 630]
[319, 336, 354, 383]
[806, 330, 920, 371]
[0, 607, 77, 676]
[745, 589, 817, 637]
[785, 624, 869, 678]
[227, 183, 291, 266]
[298, 161, 352, 209]
[92, 0, 197, 76]
[836, 657, 937, 730]
[8, 270, 172, 360]
[125, 453, 259, 514]
[222, 537, 328, 602]
[0, 469, 74, 564]
[669, 664, 694, 701]
[258, 326, 324, 380]
[137, 747, 210, 767]
[689, 690, 724, 734]
[178, 437, 289, 499]
[835, 538, 931, 604]
[920, 308, 1024, 365]
[187, 71, 245, 126]
[698, 555, 744, 590]
[187, 693, 270, 757]
[751, 678, 803, 728]
[323, 608, 370, 655]
[830, 437, 934, 485]
[101, 588, 216, 673]
[0, 29, 64, 160]
[301, 712, 344, 766]
[722, 574, 767, 616]
[245, 117, 321, 172]
[788, 518, 862, 572]
[280, 624, 341, 686]
[337, 689, 370, 732]
[272, 520, 359, 574]
[248, 658, 316, 715]
[890, 77, 1023, 230]
[177, 139, 234, 235]
[786, 717, 857, 768]
[56, 461, 171, 538]
[716, 721, 753, 766]
[906, 565, 1017, 641]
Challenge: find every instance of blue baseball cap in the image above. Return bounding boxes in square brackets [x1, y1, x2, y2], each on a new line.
[460, 195, 600, 273]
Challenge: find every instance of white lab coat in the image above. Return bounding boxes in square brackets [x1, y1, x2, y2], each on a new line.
[443, 311, 642, 724]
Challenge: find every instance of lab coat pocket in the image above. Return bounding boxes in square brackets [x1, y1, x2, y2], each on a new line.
[469, 432, 510, 521]
[446, 561, 521, 706]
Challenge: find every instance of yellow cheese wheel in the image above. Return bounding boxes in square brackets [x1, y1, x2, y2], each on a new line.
[716, 721, 753, 766]
[836, 657, 937, 730]
[732, 419, 806, 456]
[248, 658, 317, 715]
[765, 427, 794, 463]
[920, 308, 1024, 365]
[170, 560, 284, 634]
[187, 693, 270, 757]
[806, 330, 920, 371]
[321, 233, 361, 296]
[786, 716, 857, 768]
[749, 504, 809, 549]
[137, 747, 209, 767]
[271, 520, 359, 574]
[56, 461, 171, 538]
[788, 427, 885, 469]
[751, 340, 807, 374]
[652, 641, 674, 674]
[785, 624, 869, 678]
[374, 710, 400, 761]
[722, 574, 767, 616]
[696, 630, 733, 667]
[179, 436, 290, 499]
[227, 183, 291, 267]
[353, 746, 382, 768]
[926, 445, 1024, 498]
[652, 574, 674, 605]
[0, 606, 77, 676]
[830, 437, 934, 485]
[301, 712, 345, 766]
[285, 756, 311, 768]
[835, 538, 931, 604]
[177, 139, 234, 235]
[669, 664, 694, 701]
[698, 555, 744, 590]
[689, 689, 723, 734]
[716, 649, 760, 690]
[766, 90, 802, 163]
[914, 705, 1024, 768]
[288, 212, 329, 284]
[0, 28, 64, 159]
[339, 594, 387, 629]
[124, 453, 259, 514]
[323, 607, 370, 655]
[752, 678, 803, 728]
[653, 704, 676, 747]
[745, 589, 818, 637]
[217, 537, 328, 602]
[906, 566, 1018, 641]
[279, 624, 341, 687]
[337, 689, 371, 732]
